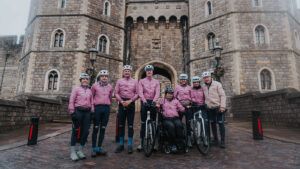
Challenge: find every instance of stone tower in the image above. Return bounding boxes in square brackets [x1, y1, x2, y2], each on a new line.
[125, 0, 190, 90]
[18, 0, 125, 97]
[189, 0, 300, 104]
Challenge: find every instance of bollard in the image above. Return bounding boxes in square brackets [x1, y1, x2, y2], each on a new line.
[27, 117, 39, 145]
[252, 111, 263, 140]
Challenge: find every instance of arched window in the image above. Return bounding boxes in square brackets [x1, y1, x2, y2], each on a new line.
[53, 29, 64, 47]
[47, 70, 59, 91]
[207, 32, 216, 50]
[253, 0, 262, 7]
[258, 68, 276, 91]
[103, 1, 111, 16]
[98, 35, 109, 54]
[255, 25, 266, 45]
[207, 1, 213, 15]
[60, 0, 66, 8]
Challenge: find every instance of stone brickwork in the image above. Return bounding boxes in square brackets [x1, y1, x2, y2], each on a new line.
[0, 0, 299, 108]
[189, 0, 300, 110]
[17, 0, 125, 98]
[0, 95, 69, 133]
[0, 36, 23, 99]
[231, 88, 300, 128]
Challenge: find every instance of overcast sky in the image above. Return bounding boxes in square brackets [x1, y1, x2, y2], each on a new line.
[0, 0, 31, 36]
[0, 0, 299, 37]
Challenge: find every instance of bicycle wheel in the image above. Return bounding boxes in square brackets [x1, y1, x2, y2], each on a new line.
[194, 120, 210, 155]
[143, 121, 155, 157]
[182, 125, 189, 153]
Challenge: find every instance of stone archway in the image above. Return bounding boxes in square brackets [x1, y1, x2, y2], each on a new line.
[135, 60, 177, 85]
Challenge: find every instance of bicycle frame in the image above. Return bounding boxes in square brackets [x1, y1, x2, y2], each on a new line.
[192, 110, 207, 141]
[145, 110, 154, 142]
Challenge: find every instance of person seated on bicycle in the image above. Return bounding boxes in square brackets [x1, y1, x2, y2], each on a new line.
[190, 76, 208, 135]
[174, 73, 192, 147]
[157, 86, 185, 153]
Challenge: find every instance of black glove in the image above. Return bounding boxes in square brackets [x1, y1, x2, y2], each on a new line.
[143, 102, 149, 107]
[71, 113, 77, 122]
[152, 101, 156, 107]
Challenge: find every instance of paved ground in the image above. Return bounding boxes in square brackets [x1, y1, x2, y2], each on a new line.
[0, 113, 299, 169]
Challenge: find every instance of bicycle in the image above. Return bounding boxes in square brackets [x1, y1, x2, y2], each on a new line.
[188, 106, 210, 155]
[142, 102, 157, 157]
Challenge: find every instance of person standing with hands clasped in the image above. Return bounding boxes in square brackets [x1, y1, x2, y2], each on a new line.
[114, 65, 139, 154]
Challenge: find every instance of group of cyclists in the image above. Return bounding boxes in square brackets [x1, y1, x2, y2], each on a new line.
[68, 64, 226, 161]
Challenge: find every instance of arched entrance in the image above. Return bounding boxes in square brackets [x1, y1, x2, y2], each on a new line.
[135, 60, 177, 86]
[134, 61, 178, 111]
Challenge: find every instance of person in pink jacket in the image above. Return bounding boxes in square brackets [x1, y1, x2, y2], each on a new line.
[202, 71, 226, 149]
[190, 76, 208, 141]
[68, 73, 94, 161]
[114, 65, 139, 154]
[90, 70, 113, 157]
[137, 64, 160, 151]
[157, 86, 185, 153]
[174, 73, 192, 146]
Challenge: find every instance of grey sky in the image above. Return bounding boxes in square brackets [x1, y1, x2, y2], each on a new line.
[0, 0, 299, 37]
[0, 0, 31, 36]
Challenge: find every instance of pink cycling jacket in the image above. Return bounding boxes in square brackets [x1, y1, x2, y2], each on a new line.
[115, 77, 139, 102]
[91, 82, 113, 105]
[191, 87, 205, 106]
[159, 98, 185, 118]
[68, 86, 94, 114]
[138, 77, 160, 103]
[174, 84, 192, 101]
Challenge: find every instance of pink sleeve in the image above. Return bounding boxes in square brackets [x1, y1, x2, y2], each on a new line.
[153, 81, 160, 102]
[177, 100, 185, 112]
[138, 80, 146, 103]
[202, 89, 205, 103]
[90, 91, 95, 112]
[68, 87, 77, 114]
[174, 85, 179, 99]
[218, 83, 226, 108]
[91, 84, 96, 96]
[109, 85, 113, 102]
[131, 80, 139, 102]
[114, 80, 123, 102]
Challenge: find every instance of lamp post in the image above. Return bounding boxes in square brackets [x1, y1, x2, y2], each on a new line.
[212, 39, 224, 82]
[87, 48, 98, 86]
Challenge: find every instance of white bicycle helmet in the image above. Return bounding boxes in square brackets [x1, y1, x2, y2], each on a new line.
[98, 70, 109, 76]
[144, 65, 154, 71]
[79, 72, 90, 80]
[191, 76, 201, 83]
[123, 65, 132, 71]
[179, 73, 188, 80]
[201, 71, 211, 78]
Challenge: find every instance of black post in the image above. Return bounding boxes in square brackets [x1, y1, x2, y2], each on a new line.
[27, 117, 39, 145]
[252, 111, 263, 140]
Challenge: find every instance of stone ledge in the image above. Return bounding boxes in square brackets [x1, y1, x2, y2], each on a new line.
[0, 99, 25, 108]
[231, 92, 258, 99]
[254, 88, 298, 99]
[25, 95, 61, 105]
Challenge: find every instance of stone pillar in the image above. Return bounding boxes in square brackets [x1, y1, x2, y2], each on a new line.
[180, 17, 190, 75]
